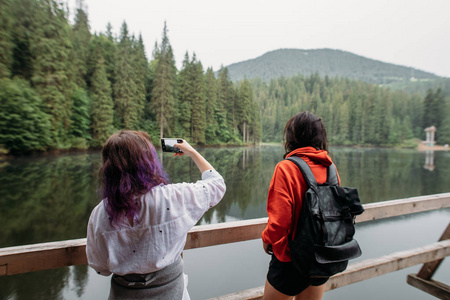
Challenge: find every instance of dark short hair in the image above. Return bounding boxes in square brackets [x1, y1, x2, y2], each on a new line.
[283, 111, 328, 158]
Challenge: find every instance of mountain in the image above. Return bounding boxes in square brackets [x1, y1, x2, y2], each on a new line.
[223, 48, 442, 85]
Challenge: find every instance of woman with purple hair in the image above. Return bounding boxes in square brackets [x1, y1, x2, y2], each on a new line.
[86, 130, 226, 299]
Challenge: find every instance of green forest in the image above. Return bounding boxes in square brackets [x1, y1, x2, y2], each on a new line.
[251, 75, 450, 146]
[0, 0, 449, 154]
[0, 0, 261, 153]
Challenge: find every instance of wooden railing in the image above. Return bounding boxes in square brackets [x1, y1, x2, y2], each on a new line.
[1, 193, 450, 298]
[407, 222, 450, 299]
[210, 239, 450, 300]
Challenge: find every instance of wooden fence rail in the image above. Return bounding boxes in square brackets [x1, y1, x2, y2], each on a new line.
[1, 193, 449, 280]
[209, 239, 450, 300]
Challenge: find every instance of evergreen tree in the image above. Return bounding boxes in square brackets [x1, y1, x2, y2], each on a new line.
[400, 116, 413, 141]
[217, 67, 231, 124]
[409, 94, 424, 137]
[177, 52, 192, 137]
[374, 89, 391, 144]
[10, 0, 38, 81]
[249, 99, 262, 143]
[113, 22, 142, 129]
[423, 88, 445, 137]
[31, 0, 75, 146]
[388, 118, 401, 144]
[437, 98, 450, 145]
[228, 83, 239, 137]
[338, 101, 350, 143]
[69, 88, 91, 148]
[71, 0, 91, 87]
[144, 57, 158, 120]
[90, 58, 114, 147]
[87, 32, 116, 88]
[216, 67, 233, 142]
[103, 23, 116, 85]
[363, 87, 377, 144]
[132, 34, 148, 124]
[0, 0, 14, 78]
[151, 22, 177, 138]
[310, 80, 321, 112]
[237, 78, 253, 143]
[190, 54, 206, 143]
[347, 83, 363, 144]
[204, 67, 218, 143]
[0, 78, 51, 152]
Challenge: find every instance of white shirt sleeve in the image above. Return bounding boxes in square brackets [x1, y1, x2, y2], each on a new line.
[86, 210, 112, 276]
[162, 169, 226, 227]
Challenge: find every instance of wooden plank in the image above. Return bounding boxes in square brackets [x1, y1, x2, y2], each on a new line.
[208, 240, 450, 300]
[188, 193, 450, 249]
[407, 274, 450, 300]
[417, 222, 450, 280]
[185, 218, 268, 250]
[355, 193, 450, 223]
[208, 288, 264, 300]
[0, 194, 449, 276]
[326, 240, 450, 290]
[0, 239, 87, 276]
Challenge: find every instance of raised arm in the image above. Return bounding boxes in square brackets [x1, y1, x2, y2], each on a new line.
[173, 140, 214, 173]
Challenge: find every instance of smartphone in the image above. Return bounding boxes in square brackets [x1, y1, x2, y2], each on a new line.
[161, 138, 183, 153]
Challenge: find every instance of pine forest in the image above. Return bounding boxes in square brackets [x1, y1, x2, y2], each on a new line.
[0, 0, 449, 154]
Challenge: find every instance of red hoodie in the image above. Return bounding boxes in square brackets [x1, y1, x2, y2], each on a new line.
[261, 147, 339, 262]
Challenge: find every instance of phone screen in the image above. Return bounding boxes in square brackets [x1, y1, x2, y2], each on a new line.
[161, 138, 183, 153]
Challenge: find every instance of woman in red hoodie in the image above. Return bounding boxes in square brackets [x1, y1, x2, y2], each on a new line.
[262, 111, 337, 300]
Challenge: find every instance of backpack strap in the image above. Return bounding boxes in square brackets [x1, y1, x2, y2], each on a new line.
[286, 156, 318, 189]
[286, 156, 339, 187]
[326, 163, 339, 186]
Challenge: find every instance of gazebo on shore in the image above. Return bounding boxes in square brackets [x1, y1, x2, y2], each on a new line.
[424, 126, 436, 147]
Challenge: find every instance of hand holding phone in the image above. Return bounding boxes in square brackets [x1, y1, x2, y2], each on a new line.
[166, 139, 215, 173]
[161, 138, 183, 153]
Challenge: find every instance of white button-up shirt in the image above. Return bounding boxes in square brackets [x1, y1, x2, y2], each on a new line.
[86, 169, 226, 276]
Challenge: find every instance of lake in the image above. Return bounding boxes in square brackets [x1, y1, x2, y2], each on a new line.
[0, 145, 449, 299]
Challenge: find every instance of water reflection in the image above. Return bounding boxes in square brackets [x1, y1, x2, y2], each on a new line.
[2, 147, 450, 248]
[0, 154, 100, 248]
[424, 150, 435, 171]
[1, 146, 450, 299]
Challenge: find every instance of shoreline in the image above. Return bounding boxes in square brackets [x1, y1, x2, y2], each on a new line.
[417, 143, 449, 151]
[1, 141, 448, 159]
[0, 143, 256, 159]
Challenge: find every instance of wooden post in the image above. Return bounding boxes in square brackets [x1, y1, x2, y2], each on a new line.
[417, 222, 450, 280]
[407, 222, 450, 299]
[407, 275, 450, 300]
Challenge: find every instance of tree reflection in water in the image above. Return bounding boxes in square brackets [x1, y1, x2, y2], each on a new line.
[1, 146, 449, 299]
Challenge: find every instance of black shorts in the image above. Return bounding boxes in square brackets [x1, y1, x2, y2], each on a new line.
[267, 255, 329, 296]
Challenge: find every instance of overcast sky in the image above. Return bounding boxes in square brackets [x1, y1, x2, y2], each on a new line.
[69, 0, 450, 77]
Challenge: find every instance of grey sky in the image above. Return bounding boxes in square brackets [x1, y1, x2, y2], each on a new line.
[71, 0, 450, 77]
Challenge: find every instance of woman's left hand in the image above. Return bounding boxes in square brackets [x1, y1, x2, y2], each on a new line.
[263, 242, 273, 255]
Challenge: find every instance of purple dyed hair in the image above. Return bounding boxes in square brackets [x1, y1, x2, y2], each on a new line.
[100, 130, 169, 226]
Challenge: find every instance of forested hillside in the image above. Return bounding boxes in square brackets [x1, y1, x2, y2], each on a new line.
[251, 74, 450, 146]
[384, 77, 450, 97]
[0, 0, 449, 154]
[0, 0, 261, 153]
[226, 49, 441, 85]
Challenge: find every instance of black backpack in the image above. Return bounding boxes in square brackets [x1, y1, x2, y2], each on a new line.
[286, 156, 364, 278]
